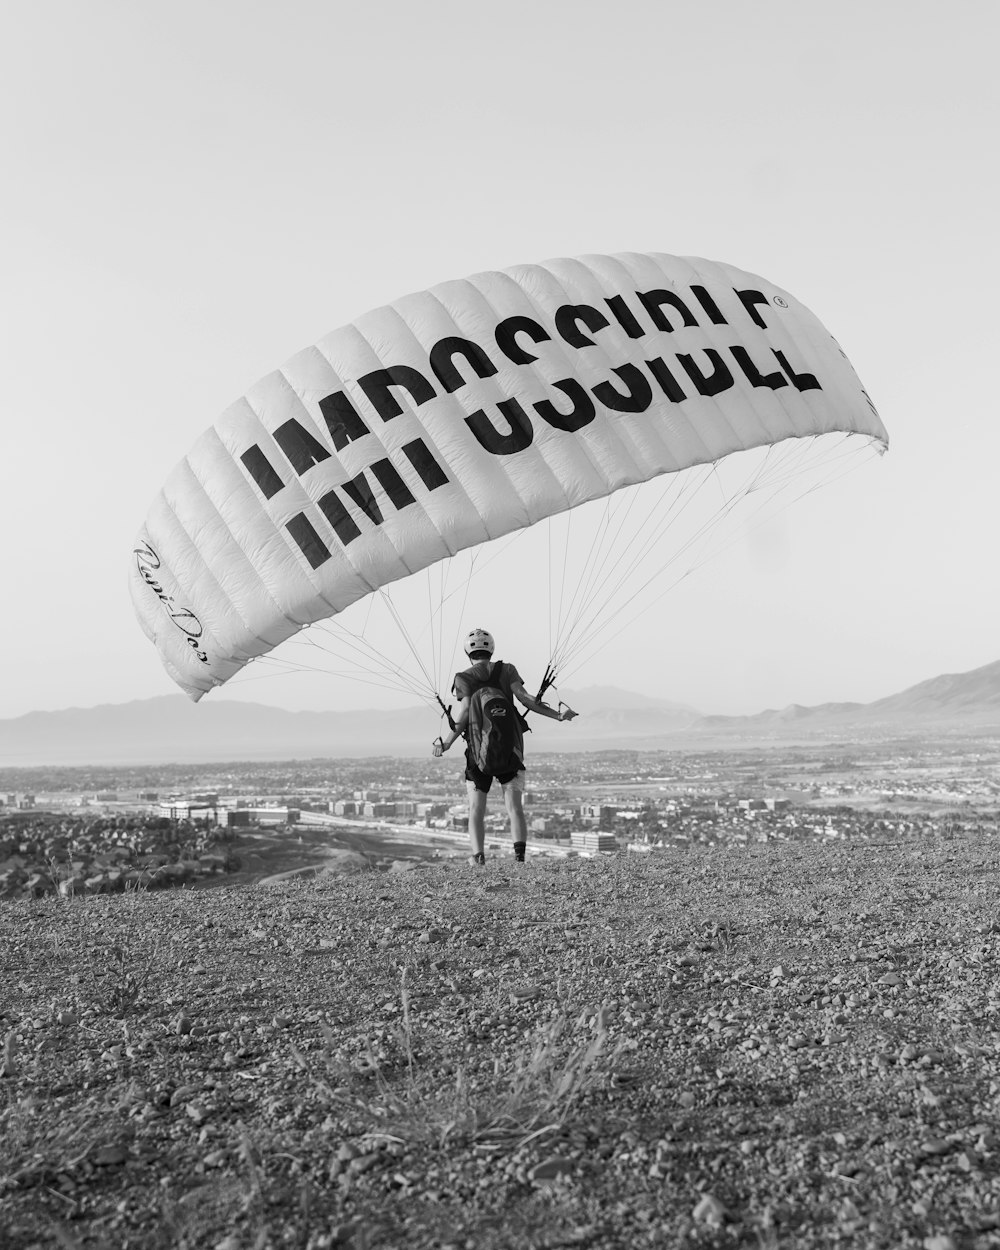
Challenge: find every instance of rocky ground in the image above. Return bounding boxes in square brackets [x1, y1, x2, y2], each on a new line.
[2, 837, 1000, 1249]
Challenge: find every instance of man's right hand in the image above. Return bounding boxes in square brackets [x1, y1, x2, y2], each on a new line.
[432, 737, 446, 757]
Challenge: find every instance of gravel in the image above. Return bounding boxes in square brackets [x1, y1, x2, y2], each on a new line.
[2, 838, 1000, 1249]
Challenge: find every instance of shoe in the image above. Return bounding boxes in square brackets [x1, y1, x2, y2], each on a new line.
[468, 852, 486, 866]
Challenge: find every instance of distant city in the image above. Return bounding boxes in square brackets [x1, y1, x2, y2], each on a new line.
[3, 734, 998, 901]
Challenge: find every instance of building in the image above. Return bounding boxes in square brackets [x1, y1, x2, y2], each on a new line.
[578, 803, 618, 825]
[4, 793, 36, 810]
[158, 800, 218, 822]
[219, 809, 253, 828]
[364, 802, 396, 818]
[570, 831, 619, 853]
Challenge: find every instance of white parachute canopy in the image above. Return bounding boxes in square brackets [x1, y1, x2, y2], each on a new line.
[130, 251, 887, 705]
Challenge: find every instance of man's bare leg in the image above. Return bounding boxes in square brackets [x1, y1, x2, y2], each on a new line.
[504, 786, 527, 849]
[468, 785, 488, 859]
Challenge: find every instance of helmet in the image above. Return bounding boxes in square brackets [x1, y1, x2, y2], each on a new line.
[464, 628, 495, 657]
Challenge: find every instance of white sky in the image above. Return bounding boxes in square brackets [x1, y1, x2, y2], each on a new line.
[2, 0, 997, 720]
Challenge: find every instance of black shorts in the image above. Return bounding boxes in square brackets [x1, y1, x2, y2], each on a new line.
[465, 759, 524, 793]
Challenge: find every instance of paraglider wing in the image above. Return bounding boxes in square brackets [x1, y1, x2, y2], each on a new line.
[130, 252, 887, 700]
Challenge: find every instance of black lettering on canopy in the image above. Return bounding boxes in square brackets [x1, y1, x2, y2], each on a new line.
[429, 337, 498, 394]
[316, 455, 435, 550]
[690, 285, 728, 325]
[646, 357, 686, 403]
[593, 364, 653, 414]
[241, 445, 286, 499]
[273, 419, 332, 475]
[342, 469, 386, 525]
[402, 437, 449, 491]
[466, 399, 534, 454]
[735, 288, 770, 329]
[317, 490, 361, 547]
[637, 289, 698, 333]
[534, 380, 596, 433]
[495, 316, 551, 365]
[555, 303, 610, 348]
[358, 365, 436, 421]
[677, 349, 735, 398]
[774, 350, 821, 392]
[318, 390, 370, 451]
[605, 295, 644, 339]
[731, 345, 788, 390]
[287, 513, 331, 569]
[369, 459, 416, 511]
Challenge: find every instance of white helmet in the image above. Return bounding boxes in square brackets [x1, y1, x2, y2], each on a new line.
[464, 628, 495, 657]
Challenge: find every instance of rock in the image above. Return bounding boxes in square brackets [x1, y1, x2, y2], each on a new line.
[923, 1237, 957, 1250]
[693, 1193, 727, 1227]
[91, 1142, 128, 1166]
[160, 864, 192, 884]
[388, 859, 419, 873]
[879, 972, 905, 986]
[530, 1155, 574, 1181]
[347, 1152, 381, 1176]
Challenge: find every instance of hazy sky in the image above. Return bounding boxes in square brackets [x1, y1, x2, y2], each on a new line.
[2, 0, 997, 720]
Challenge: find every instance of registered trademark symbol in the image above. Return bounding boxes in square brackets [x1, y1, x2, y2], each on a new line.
[773, 296, 788, 308]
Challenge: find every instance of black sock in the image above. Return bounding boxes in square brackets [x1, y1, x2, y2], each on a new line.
[513, 841, 526, 861]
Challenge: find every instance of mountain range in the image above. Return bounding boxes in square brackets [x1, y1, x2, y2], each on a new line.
[2, 660, 999, 766]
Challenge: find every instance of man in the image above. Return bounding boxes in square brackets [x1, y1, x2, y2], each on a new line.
[432, 628, 578, 864]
